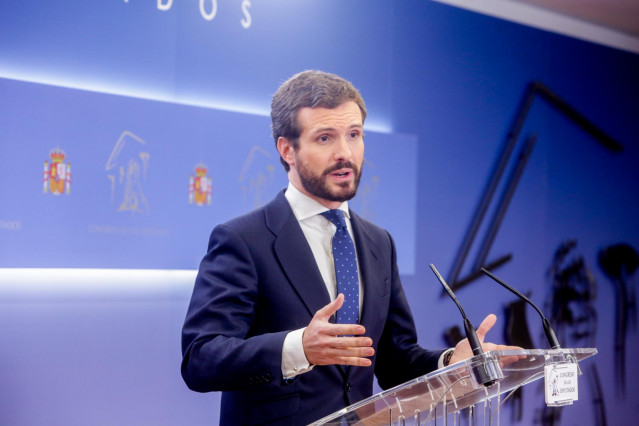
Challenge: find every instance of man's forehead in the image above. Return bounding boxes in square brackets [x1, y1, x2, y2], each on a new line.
[297, 102, 363, 130]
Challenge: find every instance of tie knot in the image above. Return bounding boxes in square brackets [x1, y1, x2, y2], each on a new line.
[321, 209, 347, 230]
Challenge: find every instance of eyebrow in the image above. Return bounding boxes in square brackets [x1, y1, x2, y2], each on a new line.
[311, 124, 363, 134]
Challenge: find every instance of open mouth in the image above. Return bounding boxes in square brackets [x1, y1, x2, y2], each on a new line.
[330, 169, 352, 179]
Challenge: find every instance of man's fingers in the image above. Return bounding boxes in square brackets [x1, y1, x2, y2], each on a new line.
[329, 344, 375, 357]
[449, 314, 519, 365]
[315, 294, 345, 321]
[304, 295, 374, 366]
[331, 335, 372, 347]
[476, 314, 497, 342]
[315, 355, 373, 367]
[327, 323, 367, 337]
[310, 344, 375, 366]
[340, 356, 373, 367]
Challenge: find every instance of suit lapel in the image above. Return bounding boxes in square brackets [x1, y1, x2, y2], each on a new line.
[266, 191, 331, 318]
[265, 192, 387, 381]
[350, 211, 388, 334]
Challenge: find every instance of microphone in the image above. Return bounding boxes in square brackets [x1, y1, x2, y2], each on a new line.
[480, 267, 561, 349]
[430, 264, 484, 356]
[431, 264, 500, 387]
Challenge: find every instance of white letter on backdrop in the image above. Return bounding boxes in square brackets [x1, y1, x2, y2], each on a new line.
[157, 0, 173, 11]
[241, 0, 252, 29]
[200, 0, 218, 21]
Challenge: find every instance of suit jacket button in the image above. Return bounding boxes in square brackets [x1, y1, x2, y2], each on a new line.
[344, 382, 351, 392]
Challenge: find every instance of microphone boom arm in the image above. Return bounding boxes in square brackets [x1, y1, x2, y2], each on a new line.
[480, 267, 561, 349]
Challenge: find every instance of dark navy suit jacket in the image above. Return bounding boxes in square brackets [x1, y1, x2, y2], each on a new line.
[181, 190, 443, 425]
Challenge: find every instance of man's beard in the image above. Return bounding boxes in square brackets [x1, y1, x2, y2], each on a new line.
[297, 159, 362, 203]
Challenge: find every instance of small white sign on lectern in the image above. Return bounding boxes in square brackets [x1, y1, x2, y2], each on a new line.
[544, 363, 579, 406]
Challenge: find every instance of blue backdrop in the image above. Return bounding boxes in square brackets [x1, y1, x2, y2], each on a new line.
[1, 1, 638, 425]
[0, 78, 417, 272]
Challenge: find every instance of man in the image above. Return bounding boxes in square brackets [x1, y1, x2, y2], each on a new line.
[181, 70, 513, 424]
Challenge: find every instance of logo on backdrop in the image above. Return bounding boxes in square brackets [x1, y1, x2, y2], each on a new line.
[43, 147, 71, 195]
[189, 163, 212, 206]
[239, 146, 277, 210]
[105, 131, 150, 214]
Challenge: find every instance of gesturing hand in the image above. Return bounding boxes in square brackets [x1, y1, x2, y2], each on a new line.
[302, 294, 375, 367]
[448, 314, 522, 365]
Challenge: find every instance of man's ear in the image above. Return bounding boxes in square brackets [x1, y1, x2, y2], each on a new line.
[277, 137, 295, 167]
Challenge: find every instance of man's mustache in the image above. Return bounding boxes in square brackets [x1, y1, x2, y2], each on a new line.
[323, 161, 357, 175]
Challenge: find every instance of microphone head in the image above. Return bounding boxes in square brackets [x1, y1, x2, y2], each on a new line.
[430, 264, 456, 299]
[481, 267, 562, 349]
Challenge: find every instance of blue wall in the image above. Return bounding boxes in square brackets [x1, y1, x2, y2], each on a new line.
[1, 1, 638, 424]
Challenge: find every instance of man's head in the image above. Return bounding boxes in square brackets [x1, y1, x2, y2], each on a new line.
[271, 70, 367, 171]
[271, 71, 367, 208]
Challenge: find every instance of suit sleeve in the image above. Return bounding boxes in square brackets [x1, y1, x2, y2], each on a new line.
[181, 224, 288, 392]
[374, 230, 445, 389]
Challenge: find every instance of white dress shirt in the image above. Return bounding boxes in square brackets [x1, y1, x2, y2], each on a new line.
[280, 182, 450, 378]
[281, 183, 363, 378]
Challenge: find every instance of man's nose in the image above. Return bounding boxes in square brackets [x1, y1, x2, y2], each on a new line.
[333, 136, 352, 162]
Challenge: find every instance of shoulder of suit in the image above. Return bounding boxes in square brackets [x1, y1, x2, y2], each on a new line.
[219, 190, 291, 233]
[350, 210, 392, 241]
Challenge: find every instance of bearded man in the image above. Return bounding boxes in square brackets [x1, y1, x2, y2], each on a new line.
[181, 70, 510, 425]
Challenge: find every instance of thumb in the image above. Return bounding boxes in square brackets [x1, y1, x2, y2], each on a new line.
[476, 314, 497, 342]
[315, 293, 344, 321]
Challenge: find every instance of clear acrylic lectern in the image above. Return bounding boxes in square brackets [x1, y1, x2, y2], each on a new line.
[310, 348, 597, 425]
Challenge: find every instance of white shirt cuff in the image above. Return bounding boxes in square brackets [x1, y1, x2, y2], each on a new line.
[281, 327, 314, 379]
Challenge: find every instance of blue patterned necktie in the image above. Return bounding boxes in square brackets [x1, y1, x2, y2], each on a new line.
[321, 209, 359, 325]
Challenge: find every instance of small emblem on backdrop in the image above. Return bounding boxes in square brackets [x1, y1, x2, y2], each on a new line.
[43, 147, 71, 195]
[189, 164, 212, 206]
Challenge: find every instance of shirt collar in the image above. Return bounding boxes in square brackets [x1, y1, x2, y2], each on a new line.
[285, 182, 350, 221]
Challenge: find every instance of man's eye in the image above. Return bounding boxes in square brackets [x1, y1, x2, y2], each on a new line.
[318, 135, 330, 142]
[349, 132, 361, 139]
